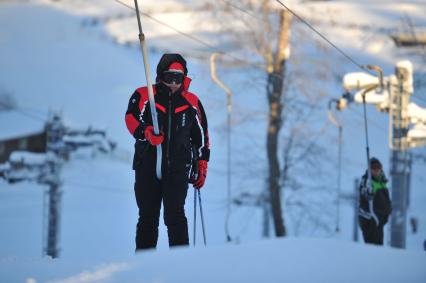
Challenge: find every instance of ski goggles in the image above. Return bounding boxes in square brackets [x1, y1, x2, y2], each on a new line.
[162, 71, 184, 84]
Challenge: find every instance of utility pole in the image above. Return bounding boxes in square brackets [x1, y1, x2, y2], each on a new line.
[389, 61, 413, 248]
[210, 53, 233, 242]
[0, 113, 114, 258]
[43, 114, 65, 258]
[328, 99, 343, 233]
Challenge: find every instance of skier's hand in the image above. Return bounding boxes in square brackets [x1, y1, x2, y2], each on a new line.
[144, 125, 164, 146]
[194, 160, 208, 190]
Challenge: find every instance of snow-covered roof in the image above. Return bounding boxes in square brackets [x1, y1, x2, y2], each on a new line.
[408, 102, 426, 124]
[408, 124, 426, 139]
[0, 111, 45, 141]
[9, 151, 48, 166]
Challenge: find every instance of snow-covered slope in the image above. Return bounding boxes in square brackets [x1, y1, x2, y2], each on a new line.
[2, 238, 426, 283]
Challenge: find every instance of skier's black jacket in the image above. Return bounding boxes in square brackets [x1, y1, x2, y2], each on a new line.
[358, 172, 392, 226]
[125, 56, 210, 172]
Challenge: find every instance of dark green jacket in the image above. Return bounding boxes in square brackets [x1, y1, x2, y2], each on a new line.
[359, 171, 392, 225]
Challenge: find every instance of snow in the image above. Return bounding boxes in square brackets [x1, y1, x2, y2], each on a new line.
[408, 102, 426, 124]
[9, 151, 48, 166]
[354, 88, 389, 105]
[396, 60, 415, 93]
[1, 239, 426, 283]
[105, 11, 222, 45]
[343, 72, 381, 91]
[409, 124, 426, 137]
[1, 0, 426, 281]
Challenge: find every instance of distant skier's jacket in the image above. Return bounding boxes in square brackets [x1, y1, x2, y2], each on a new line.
[124, 56, 210, 172]
[358, 171, 392, 225]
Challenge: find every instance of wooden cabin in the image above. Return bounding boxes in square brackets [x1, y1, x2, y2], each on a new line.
[0, 111, 46, 163]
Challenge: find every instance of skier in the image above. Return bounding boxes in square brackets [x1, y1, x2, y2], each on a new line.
[125, 53, 210, 250]
[358, 157, 392, 245]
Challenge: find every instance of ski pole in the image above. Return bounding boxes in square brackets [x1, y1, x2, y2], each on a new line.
[193, 188, 197, 246]
[361, 86, 379, 226]
[133, 0, 162, 180]
[198, 190, 207, 246]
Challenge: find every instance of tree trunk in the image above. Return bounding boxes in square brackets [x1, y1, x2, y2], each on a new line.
[266, 9, 291, 237]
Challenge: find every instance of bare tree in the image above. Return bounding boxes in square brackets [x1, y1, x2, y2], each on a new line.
[212, 1, 292, 237]
[213, 1, 337, 237]
[265, 8, 291, 237]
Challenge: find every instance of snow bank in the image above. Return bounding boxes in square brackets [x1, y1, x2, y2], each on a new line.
[2, 238, 425, 283]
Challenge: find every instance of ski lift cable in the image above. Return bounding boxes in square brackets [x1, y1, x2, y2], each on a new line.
[113, 0, 221, 51]
[219, 1, 425, 111]
[112, 0, 278, 75]
[223, 0, 419, 92]
[219, 1, 426, 105]
[112, 0, 399, 94]
[273, 1, 426, 104]
[222, 0, 375, 74]
[273, 0, 371, 74]
[112, 0, 301, 83]
[219, 0, 264, 22]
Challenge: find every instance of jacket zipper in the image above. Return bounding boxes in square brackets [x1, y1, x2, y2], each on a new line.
[166, 91, 172, 167]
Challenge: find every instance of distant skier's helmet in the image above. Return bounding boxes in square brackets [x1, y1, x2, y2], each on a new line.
[370, 157, 382, 169]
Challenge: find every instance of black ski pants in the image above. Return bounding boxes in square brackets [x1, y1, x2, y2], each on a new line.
[134, 160, 190, 250]
[359, 217, 384, 245]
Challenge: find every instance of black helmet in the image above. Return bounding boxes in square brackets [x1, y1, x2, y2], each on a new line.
[156, 53, 188, 82]
[370, 157, 382, 168]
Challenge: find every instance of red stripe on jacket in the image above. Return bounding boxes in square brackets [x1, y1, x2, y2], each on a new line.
[175, 105, 189, 113]
[125, 114, 139, 135]
[182, 91, 201, 121]
[156, 103, 166, 113]
[181, 91, 199, 109]
[136, 85, 157, 110]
